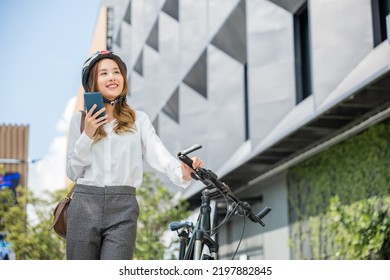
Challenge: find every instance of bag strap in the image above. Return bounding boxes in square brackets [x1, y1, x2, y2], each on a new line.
[66, 111, 87, 199]
[66, 185, 76, 199]
[80, 110, 86, 134]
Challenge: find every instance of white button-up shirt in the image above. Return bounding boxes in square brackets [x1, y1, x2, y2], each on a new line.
[66, 110, 191, 189]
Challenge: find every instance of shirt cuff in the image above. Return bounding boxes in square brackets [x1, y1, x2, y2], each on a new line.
[181, 178, 192, 189]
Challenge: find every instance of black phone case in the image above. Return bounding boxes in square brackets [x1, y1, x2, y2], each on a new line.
[84, 92, 106, 118]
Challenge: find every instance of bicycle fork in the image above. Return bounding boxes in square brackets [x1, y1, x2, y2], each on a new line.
[194, 189, 219, 260]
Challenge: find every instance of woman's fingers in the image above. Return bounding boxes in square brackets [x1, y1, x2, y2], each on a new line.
[191, 156, 205, 170]
[181, 156, 205, 180]
[84, 105, 108, 138]
[86, 106, 107, 125]
[87, 104, 97, 117]
[86, 104, 106, 119]
[92, 107, 106, 119]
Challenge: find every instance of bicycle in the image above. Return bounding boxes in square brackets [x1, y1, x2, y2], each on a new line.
[169, 144, 272, 260]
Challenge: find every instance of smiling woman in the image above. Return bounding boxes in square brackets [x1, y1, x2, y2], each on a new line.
[65, 50, 205, 260]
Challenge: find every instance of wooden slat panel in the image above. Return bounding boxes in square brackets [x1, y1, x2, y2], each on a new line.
[0, 125, 29, 187]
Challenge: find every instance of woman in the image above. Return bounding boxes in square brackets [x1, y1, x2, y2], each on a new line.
[66, 50, 204, 260]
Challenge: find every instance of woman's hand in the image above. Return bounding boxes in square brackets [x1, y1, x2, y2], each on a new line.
[84, 104, 108, 139]
[181, 156, 205, 181]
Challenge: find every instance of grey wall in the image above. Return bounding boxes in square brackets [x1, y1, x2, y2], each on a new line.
[218, 173, 290, 259]
[102, 0, 379, 179]
[100, 0, 383, 259]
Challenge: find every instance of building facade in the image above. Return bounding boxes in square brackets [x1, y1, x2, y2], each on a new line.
[0, 125, 29, 190]
[95, 0, 390, 259]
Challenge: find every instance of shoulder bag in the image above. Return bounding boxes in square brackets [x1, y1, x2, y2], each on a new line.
[48, 111, 86, 238]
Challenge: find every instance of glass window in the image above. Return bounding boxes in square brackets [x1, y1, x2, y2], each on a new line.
[294, 2, 312, 104]
[371, 0, 390, 46]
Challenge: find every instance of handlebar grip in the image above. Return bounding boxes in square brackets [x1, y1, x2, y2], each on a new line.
[242, 203, 271, 226]
[178, 154, 194, 169]
[178, 144, 202, 156]
[256, 207, 272, 220]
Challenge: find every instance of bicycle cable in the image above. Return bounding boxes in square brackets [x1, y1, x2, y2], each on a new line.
[203, 186, 234, 237]
[205, 192, 247, 260]
[231, 214, 246, 260]
[208, 200, 239, 237]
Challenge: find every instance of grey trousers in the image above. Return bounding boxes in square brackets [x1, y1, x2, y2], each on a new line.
[66, 184, 139, 260]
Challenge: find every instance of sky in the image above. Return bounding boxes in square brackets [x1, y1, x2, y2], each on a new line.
[0, 0, 101, 195]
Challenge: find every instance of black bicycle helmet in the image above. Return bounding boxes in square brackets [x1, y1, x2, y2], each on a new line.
[81, 50, 127, 91]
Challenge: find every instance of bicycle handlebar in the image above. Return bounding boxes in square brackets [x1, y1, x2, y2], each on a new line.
[241, 202, 272, 226]
[177, 144, 272, 227]
[178, 144, 202, 156]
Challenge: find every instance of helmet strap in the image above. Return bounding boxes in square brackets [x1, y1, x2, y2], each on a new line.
[103, 96, 127, 106]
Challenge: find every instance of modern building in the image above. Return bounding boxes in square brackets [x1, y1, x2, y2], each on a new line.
[90, 0, 390, 259]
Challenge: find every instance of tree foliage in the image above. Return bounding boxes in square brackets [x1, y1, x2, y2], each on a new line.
[0, 176, 68, 260]
[327, 195, 390, 259]
[288, 121, 390, 259]
[134, 172, 190, 260]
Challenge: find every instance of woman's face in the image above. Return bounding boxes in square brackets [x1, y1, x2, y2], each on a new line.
[96, 58, 124, 100]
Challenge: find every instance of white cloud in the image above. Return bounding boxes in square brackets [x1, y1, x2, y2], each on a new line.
[56, 97, 77, 133]
[29, 96, 77, 197]
[29, 136, 67, 195]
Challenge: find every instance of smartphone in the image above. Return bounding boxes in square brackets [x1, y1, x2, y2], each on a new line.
[84, 92, 106, 118]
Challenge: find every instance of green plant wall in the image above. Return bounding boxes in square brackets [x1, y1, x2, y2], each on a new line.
[287, 120, 390, 259]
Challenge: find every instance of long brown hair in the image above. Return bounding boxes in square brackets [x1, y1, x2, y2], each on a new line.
[88, 58, 136, 142]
